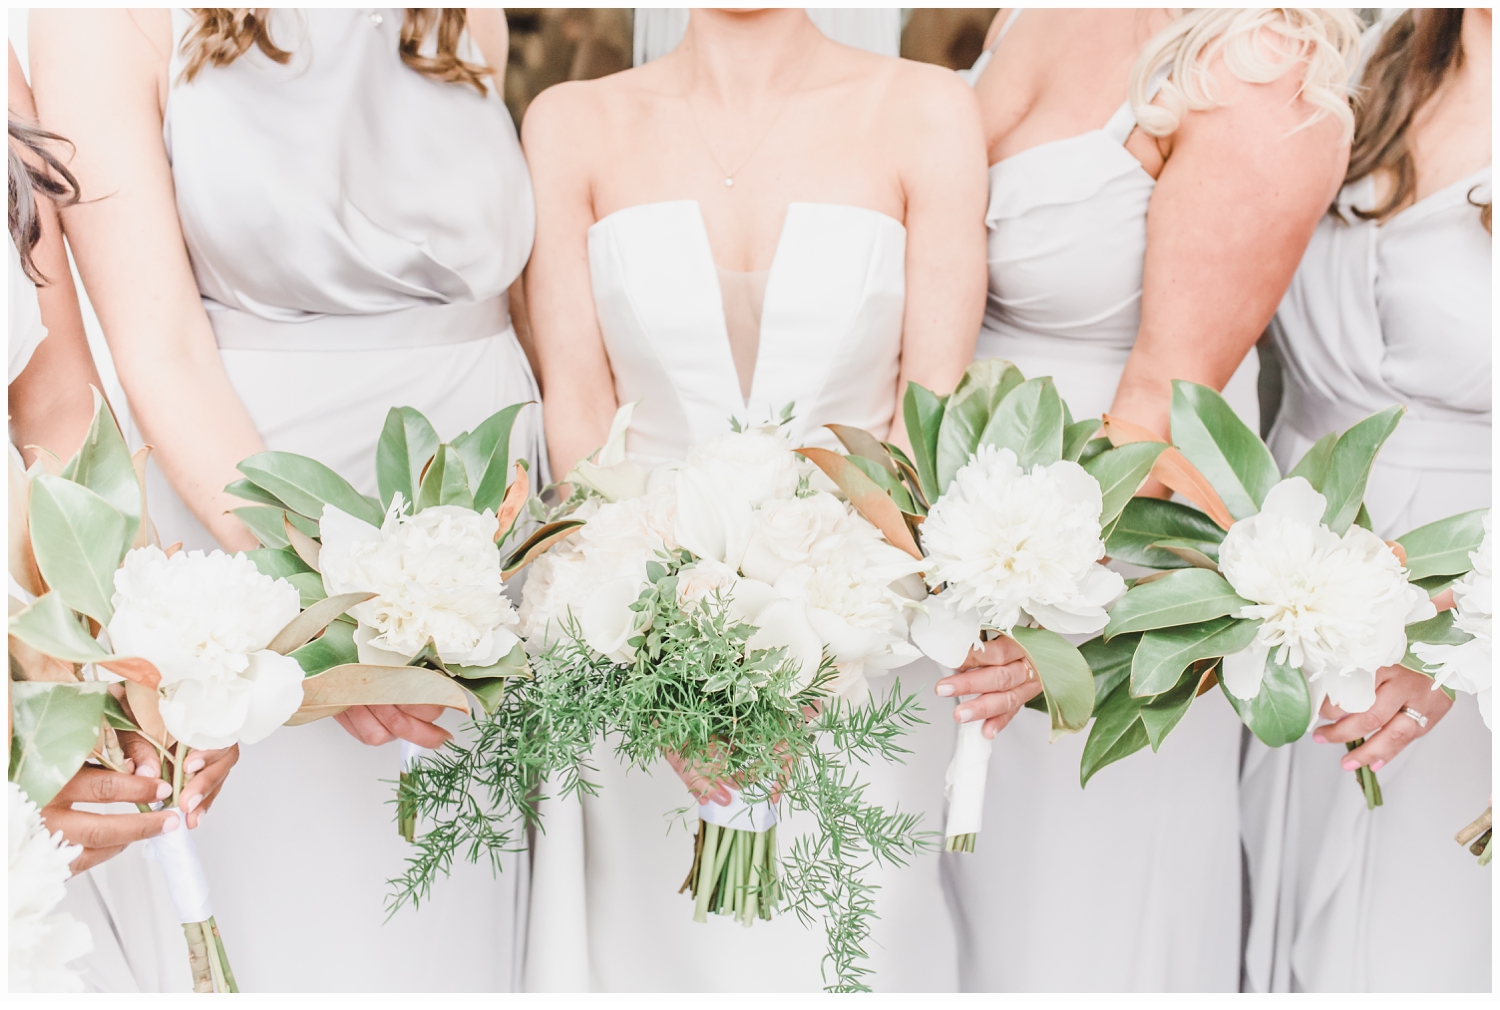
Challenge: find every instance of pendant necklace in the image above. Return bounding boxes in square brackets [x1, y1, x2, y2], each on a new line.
[680, 40, 818, 189]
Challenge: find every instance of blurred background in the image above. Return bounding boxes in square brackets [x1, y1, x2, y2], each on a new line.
[503, 8, 998, 126]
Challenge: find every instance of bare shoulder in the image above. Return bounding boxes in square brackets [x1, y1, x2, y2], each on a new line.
[521, 64, 663, 163]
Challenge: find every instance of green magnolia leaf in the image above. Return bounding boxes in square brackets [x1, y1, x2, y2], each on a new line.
[290, 619, 359, 676]
[449, 642, 531, 681]
[1221, 654, 1311, 748]
[1396, 509, 1489, 582]
[286, 571, 328, 608]
[1170, 381, 1281, 519]
[1077, 437, 1112, 467]
[8, 591, 109, 664]
[102, 692, 139, 733]
[1080, 685, 1152, 787]
[828, 425, 898, 476]
[1130, 616, 1260, 697]
[1319, 406, 1404, 534]
[1079, 632, 1140, 704]
[502, 520, 585, 579]
[1151, 539, 1220, 570]
[414, 444, 473, 512]
[461, 677, 511, 714]
[29, 475, 128, 624]
[375, 406, 440, 513]
[977, 376, 1065, 469]
[935, 360, 1024, 492]
[1399, 610, 1471, 675]
[1063, 419, 1101, 462]
[224, 477, 291, 510]
[1083, 441, 1168, 529]
[244, 546, 314, 581]
[1104, 568, 1250, 640]
[1285, 431, 1337, 491]
[239, 451, 384, 526]
[1106, 497, 1226, 570]
[60, 390, 141, 547]
[459, 402, 530, 513]
[9, 681, 111, 806]
[1010, 626, 1094, 738]
[847, 455, 915, 513]
[270, 592, 375, 655]
[232, 506, 293, 548]
[1139, 663, 1204, 751]
[903, 382, 947, 503]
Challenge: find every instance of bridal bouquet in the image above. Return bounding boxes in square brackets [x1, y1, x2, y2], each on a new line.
[8, 781, 92, 991]
[1079, 381, 1485, 809]
[804, 360, 1164, 851]
[226, 404, 551, 838]
[394, 410, 930, 991]
[7, 394, 376, 991]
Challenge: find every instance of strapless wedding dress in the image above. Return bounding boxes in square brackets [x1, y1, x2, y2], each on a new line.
[524, 201, 959, 992]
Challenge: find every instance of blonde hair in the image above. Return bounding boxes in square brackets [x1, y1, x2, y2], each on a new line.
[180, 8, 491, 94]
[1129, 8, 1361, 140]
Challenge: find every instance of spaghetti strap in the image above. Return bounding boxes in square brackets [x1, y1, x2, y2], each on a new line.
[960, 8, 1023, 86]
[992, 7, 1024, 49]
[1102, 66, 1170, 145]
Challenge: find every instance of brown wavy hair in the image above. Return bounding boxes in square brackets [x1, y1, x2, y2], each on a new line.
[179, 8, 491, 94]
[1346, 9, 1490, 231]
[8, 120, 81, 284]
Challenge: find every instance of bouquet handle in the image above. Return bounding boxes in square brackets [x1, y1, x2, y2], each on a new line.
[143, 819, 237, 993]
[944, 701, 992, 852]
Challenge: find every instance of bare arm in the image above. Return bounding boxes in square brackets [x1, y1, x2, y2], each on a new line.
[1111, 46, 1349, 441]
[30, 9, 264, 549]
[7, 45, 101, 466]
[522, 84, 619, 479]
[890, 67, 989, 448]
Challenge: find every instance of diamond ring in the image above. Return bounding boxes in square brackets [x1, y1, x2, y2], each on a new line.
[1400, 706, 1429, 729]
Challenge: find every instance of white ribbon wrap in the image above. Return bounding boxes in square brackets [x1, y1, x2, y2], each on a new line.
[697, 787, 778, 833]
[401, 740, 427, 772]
[944, 703, 993, 838]
[142, 820, 213, 924]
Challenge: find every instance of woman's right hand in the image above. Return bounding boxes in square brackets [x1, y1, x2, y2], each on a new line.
[934, 635, 1040, 739]
[664, 750, 733, 807]
[334, 704, 453, 748]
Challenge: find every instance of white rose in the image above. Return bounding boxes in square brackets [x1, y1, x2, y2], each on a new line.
[673, 464, 752, 569]
[1219, 478, 1436, 713]
[1413, 512, 1492, 728]
[580, 575, 650, 664]
[320, 503, 521, 669]
[740, 494, 850, 585]
[578, 490, 677, 577]
[108, 546, 305, 750]
[919, 445, 1124, 647]
[675, 560, 742, 609]
[683, 429, 801, 506]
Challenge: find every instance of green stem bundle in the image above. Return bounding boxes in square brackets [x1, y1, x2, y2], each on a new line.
[1346, 739, 1383, 809]
[945, 832, 976, 853]
[183, 916, 237, 993]
[683, 820, 779, 925]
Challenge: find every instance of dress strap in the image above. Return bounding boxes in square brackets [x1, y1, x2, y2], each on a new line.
[1102, 65, 1170, 146]
[960, 9, 1023, 86]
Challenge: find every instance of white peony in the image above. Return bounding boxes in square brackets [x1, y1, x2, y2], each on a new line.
[9, 782, 91, 993]
[915, 446, 1124, 664]
[1219, 478, 1436, 713]
[108, 546, 305, 750]
[320, 500, 521, 669]
[1413, 513, 1492, 729]
[682, 428, 802, 507]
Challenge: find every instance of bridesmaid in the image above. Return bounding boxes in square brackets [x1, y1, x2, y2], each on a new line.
[30, 9, 539, 991]
[10, 43, 234, 992]
[522, 7, 987, 991]
[1245, 8, 1491, 992]
[937, 8, 1359, 991]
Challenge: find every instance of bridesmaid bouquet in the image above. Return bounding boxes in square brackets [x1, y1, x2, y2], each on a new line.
[8, 781, 91, 992]
[226, 404, 550, 839]
[806, 360, 1161, 851]
[395, 410, 931, 991]
[7, 393, 377, 991]
[1078, 381, 1485, 810]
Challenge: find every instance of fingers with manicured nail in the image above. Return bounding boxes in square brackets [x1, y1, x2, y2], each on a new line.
[937, 660, 1032, 700]
[958, 635, 1027, 673]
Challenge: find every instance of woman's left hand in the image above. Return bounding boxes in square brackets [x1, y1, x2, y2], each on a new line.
[118, 733, 239, 830]
[1313, 663, 1453, 772]
[934, 635, 1041, 739]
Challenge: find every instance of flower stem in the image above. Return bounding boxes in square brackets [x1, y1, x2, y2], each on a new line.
[945, 832, 976, 853]
[397, 771, 417, 842]
[693, 823, 721, 923]
[1346, 740, 1382, 809]
[183, 921, 214, 993]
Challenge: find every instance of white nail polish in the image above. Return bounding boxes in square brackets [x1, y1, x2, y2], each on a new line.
[935, 684, 954, 697]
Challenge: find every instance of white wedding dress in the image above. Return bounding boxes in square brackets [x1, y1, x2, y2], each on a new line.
[524, 200, 959, 992]
[1243, 167, 1493, 992]
[946, 13, 1255, 991]
[133, 10, 540, 991]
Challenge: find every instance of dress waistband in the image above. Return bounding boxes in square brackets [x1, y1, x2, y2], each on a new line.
[976, 322, 1133, 366]
[210, 294, 509, 352]
[1283, 386, 1491, 473]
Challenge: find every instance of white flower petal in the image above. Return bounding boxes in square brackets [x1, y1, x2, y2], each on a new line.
[1221, 641, 1269, 701]
[910, 595, 982, 669]
[581, 576, 648, 663]
[746, 598, 825, 694]
[236, 650, 307, 744]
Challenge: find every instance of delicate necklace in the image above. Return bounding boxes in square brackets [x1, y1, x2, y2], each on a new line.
[680, 39, 818, 189]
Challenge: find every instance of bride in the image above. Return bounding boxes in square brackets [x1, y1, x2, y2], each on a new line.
[521, 8, 987, 992]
